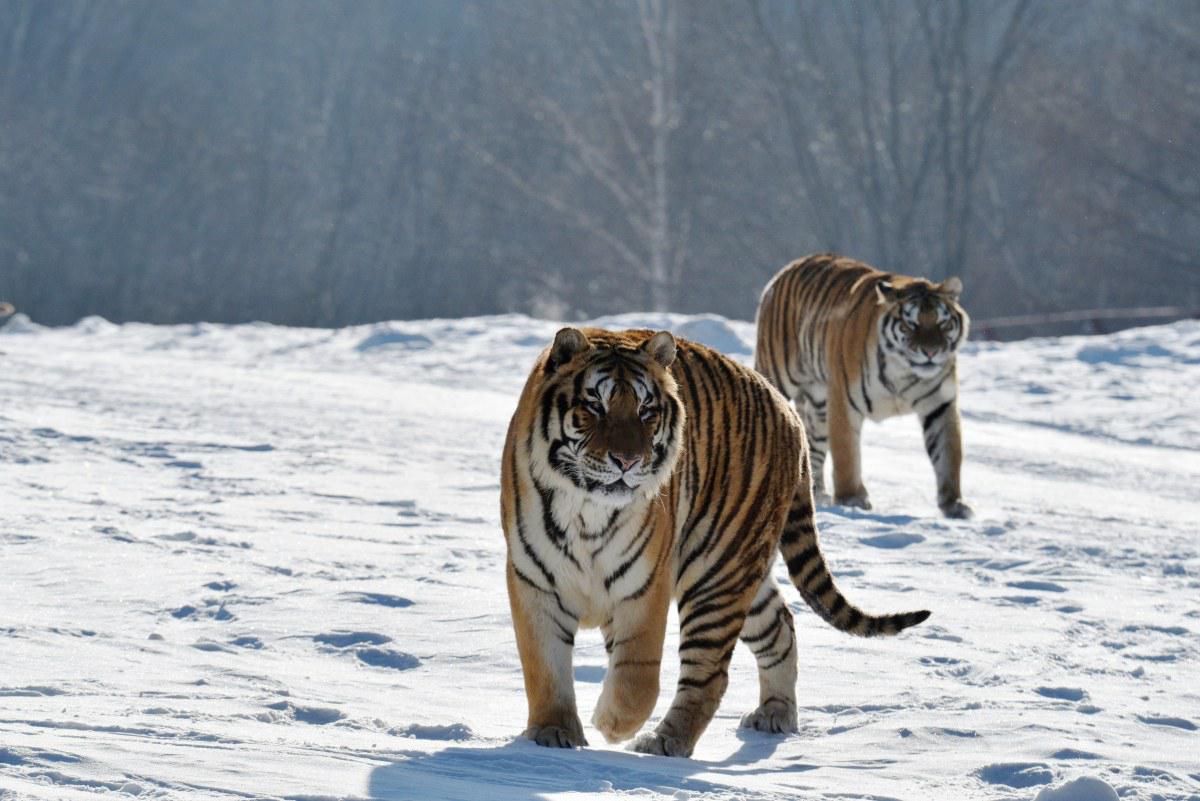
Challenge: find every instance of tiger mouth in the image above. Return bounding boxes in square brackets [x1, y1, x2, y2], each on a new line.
[595, 475, 641, 493]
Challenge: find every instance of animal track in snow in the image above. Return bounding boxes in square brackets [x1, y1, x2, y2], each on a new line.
[858, 532, 925, 549]
[340, 591, 413, 608]
[313, 631, 392, 648]
[392, 723, 473, 741]
[976, 762, 1053, 789]
[1137, 715, 1196, 731]
[260, 701, 344, 725]
[1007, 580, 1068, 593]
[1036, 687, 1088, 702]
[355, 648, 420, 670]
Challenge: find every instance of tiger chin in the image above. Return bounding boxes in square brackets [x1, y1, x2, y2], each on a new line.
[755, 253, 973, 519]
[500, 326, 930, 758]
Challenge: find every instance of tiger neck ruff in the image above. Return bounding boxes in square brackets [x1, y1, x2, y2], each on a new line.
[500, 326, 930, 757]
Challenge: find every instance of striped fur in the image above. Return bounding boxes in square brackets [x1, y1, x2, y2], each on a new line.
[501, 326, 929, 758]
[755, 254, 972, 519]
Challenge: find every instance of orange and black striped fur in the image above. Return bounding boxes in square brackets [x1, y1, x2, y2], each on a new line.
[756, 254, 972, 518]
[501, 326, 929, 757]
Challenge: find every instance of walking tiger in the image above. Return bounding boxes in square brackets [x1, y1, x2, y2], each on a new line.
[755, 254, 972, 519]
[500, 326, 929, 757]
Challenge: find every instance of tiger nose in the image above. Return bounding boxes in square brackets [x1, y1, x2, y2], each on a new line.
[921, 347, 937, 358]
[610, 452, 641, 473]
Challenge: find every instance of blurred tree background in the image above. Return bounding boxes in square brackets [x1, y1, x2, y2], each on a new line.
[1, 0, 1197, 331]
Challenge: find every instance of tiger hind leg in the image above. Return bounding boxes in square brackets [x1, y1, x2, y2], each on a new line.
[738, 577, 799, 733]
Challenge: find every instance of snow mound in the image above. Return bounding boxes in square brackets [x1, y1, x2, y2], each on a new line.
[587, 312, 754, 354]
[0, 312, 44, 334]
[964, 319, 1200, 449]
[1033, 776, 1120, 801]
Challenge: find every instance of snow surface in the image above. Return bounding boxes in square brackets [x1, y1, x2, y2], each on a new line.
[1, 313, 1197, 800]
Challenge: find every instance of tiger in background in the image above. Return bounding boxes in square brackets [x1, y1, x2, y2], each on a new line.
[755, 253, 972, 519]
[501, 325, 929, 757]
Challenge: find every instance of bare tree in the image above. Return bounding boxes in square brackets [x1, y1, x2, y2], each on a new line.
[739, 0, 1041, 286]
[463, 0, 692, 311]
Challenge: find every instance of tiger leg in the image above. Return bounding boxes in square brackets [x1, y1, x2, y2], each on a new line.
[738, 577, 799, 733]
[507, 561, 587, 747]
[918, 397, 972, 519]
[828, 389, 870, 509]
[632, 558, 770, 757]
[591, 574, 671, 743]
[797, 390, 830, 504]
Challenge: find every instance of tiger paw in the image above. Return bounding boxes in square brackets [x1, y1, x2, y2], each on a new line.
[940, 500, 973, 520]
[592, 692, 654, 744]
[523, 721, 587, 748]
[834, 492, 871, 510]
[739, 699, 798, 734]
[630, 731, 691, 757]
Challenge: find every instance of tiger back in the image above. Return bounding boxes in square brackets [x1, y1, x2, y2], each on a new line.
[501, 325, 929, 758]
[755, 253, 972, 518]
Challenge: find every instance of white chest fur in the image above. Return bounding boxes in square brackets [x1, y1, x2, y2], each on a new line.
[534, 490, 657, 628]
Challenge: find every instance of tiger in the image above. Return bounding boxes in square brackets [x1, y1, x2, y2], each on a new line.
[500, 325, 929, 757]
[754, 253, 972, 519]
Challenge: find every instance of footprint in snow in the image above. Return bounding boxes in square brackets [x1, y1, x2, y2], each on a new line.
[858, 532, 925, 549]
[1050, 748, 1102, 760]
[1007, 580, 1067, 593]
[393, 723, 473, 741]
[1137, 715, 1196, 731]
[976, 762, 1054, 789]
[313, 631, 392, 648]
[341, 591, 413, 609]
[230, 636, 262, 649]
[260, 701, 344, 725]
[1036, 687, 1088, 702]
[170, 602, 234, 621]
[356, 648, 420, 671]
[312, 631, 419, 669]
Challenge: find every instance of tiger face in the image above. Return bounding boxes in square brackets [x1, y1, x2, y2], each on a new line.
[876, 277, 969, 378]
[532, 328, 685, 507]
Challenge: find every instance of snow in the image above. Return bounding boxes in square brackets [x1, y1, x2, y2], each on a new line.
[1034, 776, 1121, 801]
[1, 313, 1197, 800]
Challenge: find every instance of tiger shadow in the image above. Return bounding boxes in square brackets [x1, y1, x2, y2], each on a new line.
[368, 730, 811, 801]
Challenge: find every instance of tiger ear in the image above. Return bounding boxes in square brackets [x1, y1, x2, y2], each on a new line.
[545, 327, 591, 374]
[940, 276, 963, 300]
[640, 330, 677, 368]
[875, 280, 898, 304]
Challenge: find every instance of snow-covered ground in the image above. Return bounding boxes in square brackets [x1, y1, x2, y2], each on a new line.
[1, 313, 1197, 801]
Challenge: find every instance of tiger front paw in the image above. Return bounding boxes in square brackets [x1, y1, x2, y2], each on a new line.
[592, 692, 656, 744]
[523, 720, 588, 749]
[834, 491, 871, 510]
[630, 731, 692, 758]
[739, 699, 798, 734]
[940, 499, 973, 519]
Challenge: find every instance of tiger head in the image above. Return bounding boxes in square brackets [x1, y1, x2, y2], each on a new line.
[529, 327, 686, 507]
[876, 277, 969, 378]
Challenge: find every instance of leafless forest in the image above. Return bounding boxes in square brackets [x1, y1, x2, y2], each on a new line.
[1, 1, 1197, 332]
